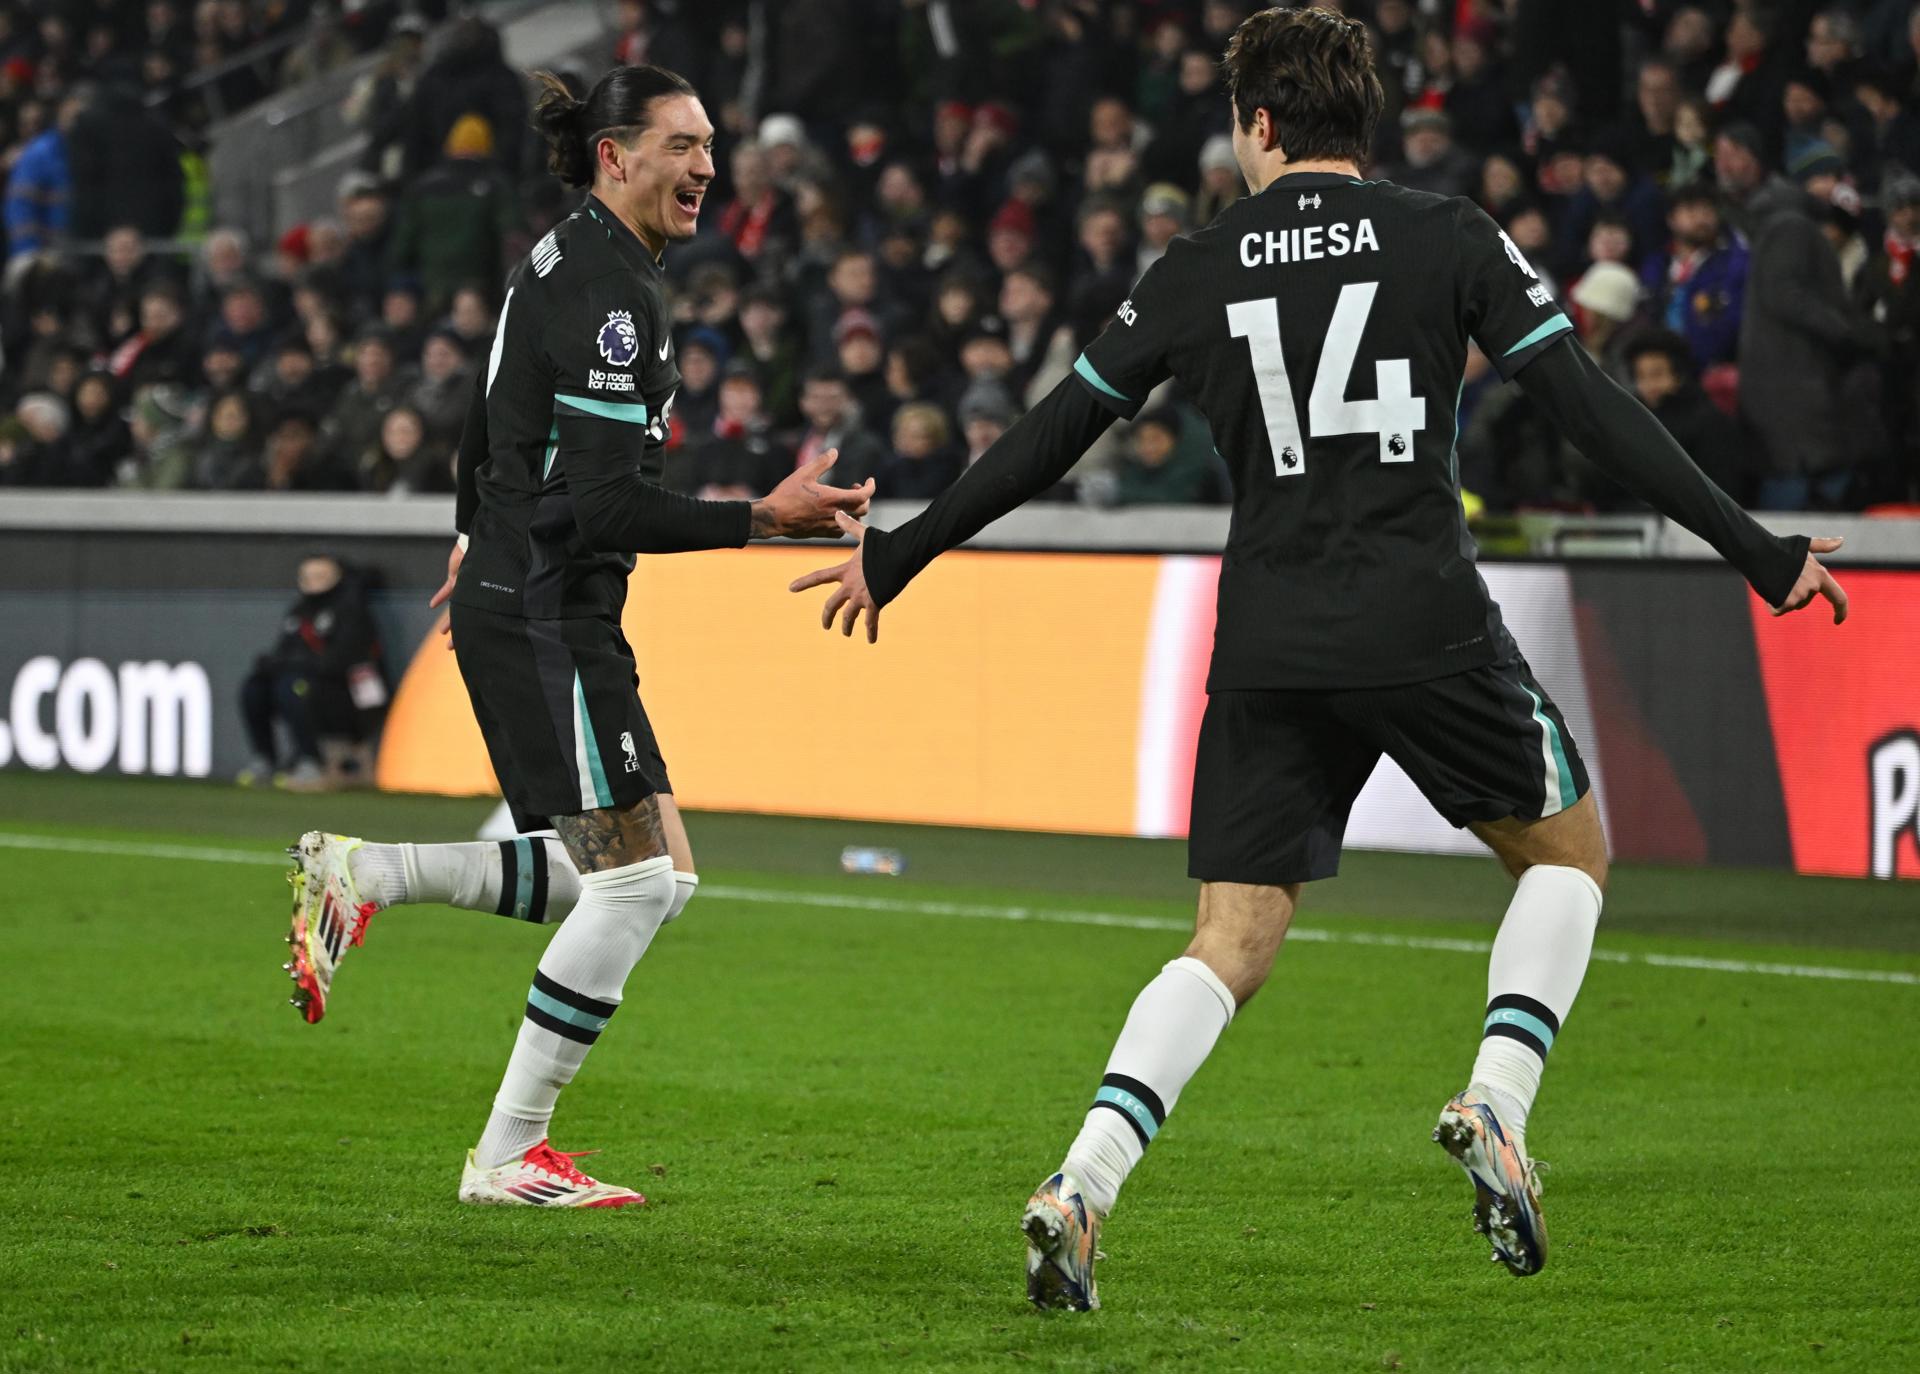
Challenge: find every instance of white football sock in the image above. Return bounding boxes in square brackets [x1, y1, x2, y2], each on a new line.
[351, 839, 581, 924]
[665, 871, 699, 924]
[1469, 864, 1603, 1151]
[1062, 955, 1236, 1216]
[475, 855, 675, 1167]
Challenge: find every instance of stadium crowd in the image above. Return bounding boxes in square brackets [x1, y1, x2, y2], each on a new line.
[2, 0, 1919, 513]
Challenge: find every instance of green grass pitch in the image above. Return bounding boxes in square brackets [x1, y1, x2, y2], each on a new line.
[3, 775, 1916, 1372]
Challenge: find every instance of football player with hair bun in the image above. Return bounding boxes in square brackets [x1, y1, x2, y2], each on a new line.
[280, 65, 872, 1209]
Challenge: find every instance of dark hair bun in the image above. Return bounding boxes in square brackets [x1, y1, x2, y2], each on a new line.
[531, 70, 592, 188]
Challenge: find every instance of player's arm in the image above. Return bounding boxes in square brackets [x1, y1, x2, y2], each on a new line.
[1514, 338, 1844, 619]
[867, 377, 1116, 600]
[1454, 199, 1843, 621]
[552, 279, 868, 552]
[791, 264, 1174, 639]
[429, 369, 491, 633]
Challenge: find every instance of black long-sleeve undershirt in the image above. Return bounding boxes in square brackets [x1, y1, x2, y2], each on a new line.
[861, 378, 1115, 606]
[1514, 337, 1808, 606]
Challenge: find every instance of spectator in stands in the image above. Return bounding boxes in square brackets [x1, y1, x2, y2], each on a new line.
[1623, 57, 1683, 180]
[1715, 122, 1800, 239]
[395, 16, 526, 181]
[237, 554, 380, 791]
[697, 362, 788, 499]
[1192, 134, 1244, 225]
[194, 389, 262, 490]
[1446, 21, 1518, 153]
[0, 392, 71, 486]
[1000, 262, 1074, 405]
[368, 405, 449, 494]
[737, 285, 800, 426]
[64, 81, 183, 241]
[1669, 95, 1714, 187]
[1740, 176, 1881, 509]
[112, 284, 199, 391]
[1560, 137, 1665, 276]
[1067, 198, 1133, 340]
[66, 372, 128, 488]
[877, 400, 961, 501]
[793, 366, 883, 488]
[122, 384, 196, 489]
[1641, 182, 1749, 369]
[1622, 330, 1748, 506]
[442, 284, 496, 355]
[259, 336, 342, 424]
[716, 140, 798, 265]
[386, 114, 516, 316]
[207, 279, 276, 371]
[1382, 109, 1476, 199]
[1137, 183, 1189, 274]
[1569, 260, 1644, 380]
[833, 309, 890, 423]
[3, 87, 79, 261]
[407, 329, 472, 448]
[334, 172, 394, 321]
[672, 327, 725, 444]
[957, 379, 1015, 467]
[1852, 69, 1920, 191]
[261, 411, 351, 492]
[1114, 409, 1228, 507]
[1857, 173, 1920, 501]
[321, 328, 404, 483]
[83, 226, 177, 349]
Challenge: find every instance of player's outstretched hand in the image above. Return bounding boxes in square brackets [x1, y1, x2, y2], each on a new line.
[788, 511, 880, 643]
[1771, 536, 1848, 624]
[751, 449, 875, 540]
[429, 537, 464, 650]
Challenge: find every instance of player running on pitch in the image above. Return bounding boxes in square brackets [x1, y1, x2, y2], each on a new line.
[792, 7, 1847, 1308]
[281, 65, 871, 1208]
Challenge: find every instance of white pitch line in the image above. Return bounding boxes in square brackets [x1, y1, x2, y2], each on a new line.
[5, 831, 1916, 987]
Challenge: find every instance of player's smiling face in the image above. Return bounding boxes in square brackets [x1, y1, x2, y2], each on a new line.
[605, 94, 715, 250]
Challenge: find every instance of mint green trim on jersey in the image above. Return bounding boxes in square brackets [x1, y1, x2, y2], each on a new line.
[540, 420, 559, 481]
[555, 393, 650, 424]
[572, 671, 613, 810]
[1073, 353, 1130, 404]
[1503, 313, 1572, 358]
[1521, 681, 1577, 815]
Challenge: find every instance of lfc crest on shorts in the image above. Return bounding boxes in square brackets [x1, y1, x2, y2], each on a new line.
[598, 310, 639, 367]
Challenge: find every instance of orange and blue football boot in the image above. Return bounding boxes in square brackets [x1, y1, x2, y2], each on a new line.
[1433, 1088, 1549, 1276]
[1022, 1172, 1102, 1310]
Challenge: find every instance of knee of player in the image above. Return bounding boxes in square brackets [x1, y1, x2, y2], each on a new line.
[1181, 937, 1273, 1008]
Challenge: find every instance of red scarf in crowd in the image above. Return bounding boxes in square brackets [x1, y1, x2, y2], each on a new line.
[1886, 229, 1915, 287]
[720, 191, 777, 259]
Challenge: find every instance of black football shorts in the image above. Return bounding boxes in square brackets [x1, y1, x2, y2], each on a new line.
[1188, 654, 1590, 886]
[450, 602, 670, 833]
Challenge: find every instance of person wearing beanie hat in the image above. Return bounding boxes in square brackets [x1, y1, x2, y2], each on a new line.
[1193, 134, 1246, 225]
[1138, 182, 1190, 273]
[1855, 173, 1920, 500]
[385, 109, 517, 315]
[1714, 120, 1801, 239]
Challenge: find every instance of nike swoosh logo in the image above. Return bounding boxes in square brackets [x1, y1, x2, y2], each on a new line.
[657, 338, 671, 359]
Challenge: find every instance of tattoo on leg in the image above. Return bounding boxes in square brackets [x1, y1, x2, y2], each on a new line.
[555, 794, 668, 873]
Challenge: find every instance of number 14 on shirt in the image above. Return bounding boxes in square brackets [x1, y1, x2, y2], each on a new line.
[1227, 281, 1425, 475]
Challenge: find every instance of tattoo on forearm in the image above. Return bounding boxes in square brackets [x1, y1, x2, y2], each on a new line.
[555, 794, 669, 872]
[749, 499, 775, 539]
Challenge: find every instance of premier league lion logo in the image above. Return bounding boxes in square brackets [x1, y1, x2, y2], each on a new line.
[598, 310, 640, 367]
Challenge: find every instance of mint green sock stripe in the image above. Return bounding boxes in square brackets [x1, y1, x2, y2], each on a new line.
[1503, 312, 1571, 357]
[1485, 1006, 1556, 1052]
[1073, 353, 1130, 404]
[513, 837, 536, 919]
[555, 393, 649, 424]
[573, 672, 613, 808]
[527, 986, 611, 1034]
[1094, 1085, 1160, 1142]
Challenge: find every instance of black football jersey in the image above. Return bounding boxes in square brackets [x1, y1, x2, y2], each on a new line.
[454, 194, 682, 620]
[1073, 170, 1575, 689]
